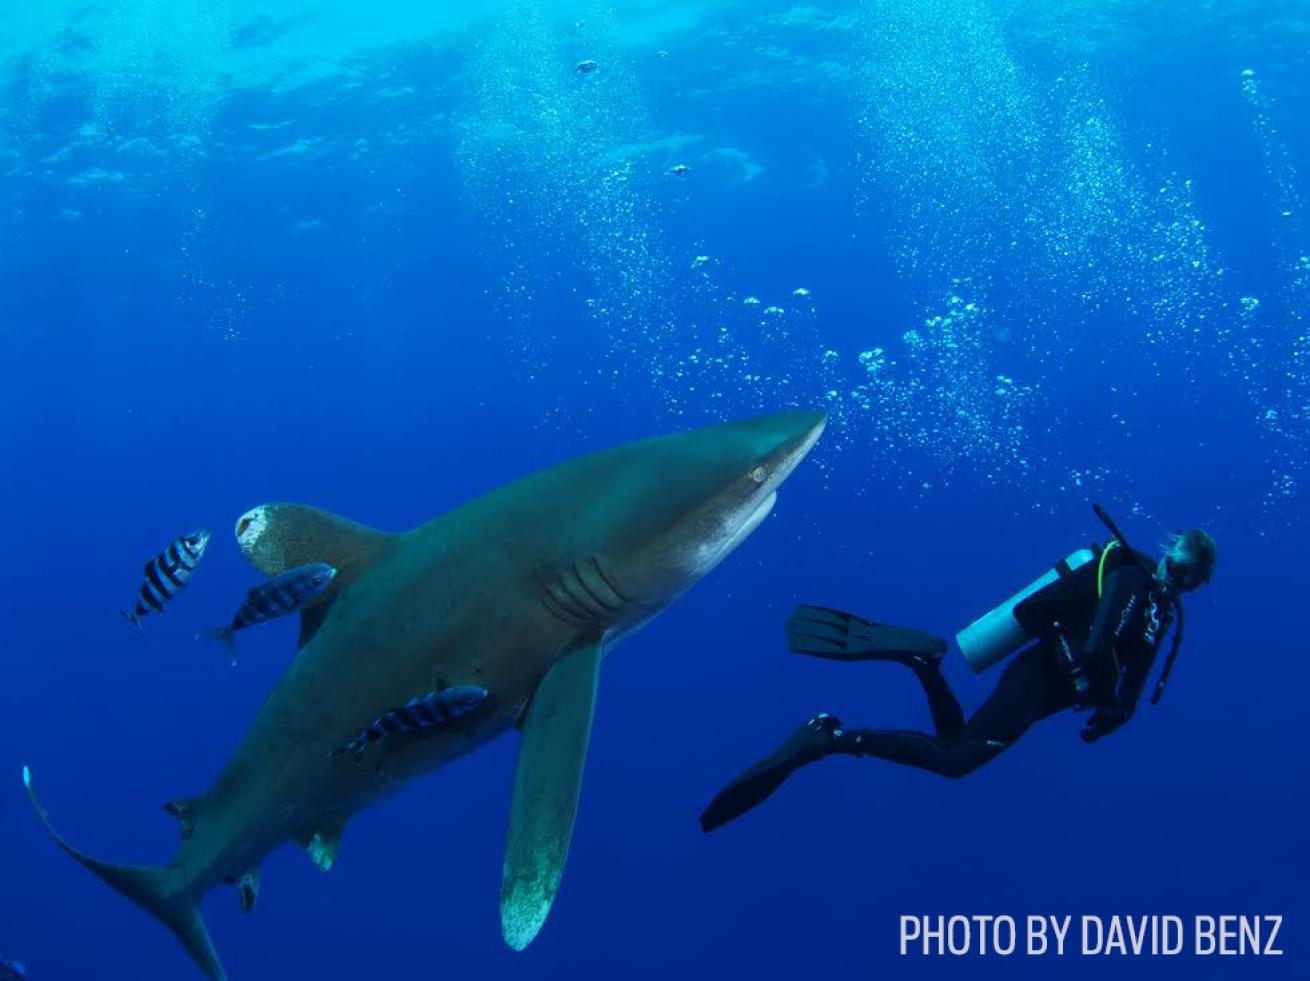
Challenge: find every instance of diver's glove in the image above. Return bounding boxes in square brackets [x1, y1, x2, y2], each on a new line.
[1080, 703, 1129, 743]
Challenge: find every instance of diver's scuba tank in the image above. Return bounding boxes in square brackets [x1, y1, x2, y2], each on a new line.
[955, 548, 1097, 673]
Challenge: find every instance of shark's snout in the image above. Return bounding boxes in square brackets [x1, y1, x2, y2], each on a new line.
[619, 409, 827, 601]
[742, 409, 827, 494]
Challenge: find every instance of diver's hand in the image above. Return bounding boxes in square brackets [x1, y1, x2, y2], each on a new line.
[1080, 704, 1128, 743]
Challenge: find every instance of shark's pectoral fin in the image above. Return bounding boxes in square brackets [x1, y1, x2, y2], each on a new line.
[500, 642, 602, 951]
[234, 503, 398, 647]
[296, 819, 346, 872]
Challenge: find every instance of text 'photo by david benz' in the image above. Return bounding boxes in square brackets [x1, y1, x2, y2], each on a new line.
[0, 1, 1304, 979]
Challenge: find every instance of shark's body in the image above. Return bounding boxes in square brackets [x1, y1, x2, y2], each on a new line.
[25, 411, 826, 979]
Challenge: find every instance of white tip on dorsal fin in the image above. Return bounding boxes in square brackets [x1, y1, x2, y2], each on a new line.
[234, 504, 398, 648]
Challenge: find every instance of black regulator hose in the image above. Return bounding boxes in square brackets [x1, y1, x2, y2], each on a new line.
[1091, 502, 1185, 706]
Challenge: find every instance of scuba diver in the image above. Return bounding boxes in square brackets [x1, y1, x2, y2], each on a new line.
[699, 506, 1217, 832]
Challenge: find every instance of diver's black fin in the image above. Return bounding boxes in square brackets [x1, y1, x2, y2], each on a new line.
[786, 605, 947, 663]
[700, 713, 842, 833]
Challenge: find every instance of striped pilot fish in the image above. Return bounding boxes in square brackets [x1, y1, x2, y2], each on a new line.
[199, 562, 337, 656]
[332, 685, 489, 762]
[121, 530, 211, 629]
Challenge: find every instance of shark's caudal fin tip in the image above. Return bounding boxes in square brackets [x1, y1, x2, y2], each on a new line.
[23, 767, 227, 981]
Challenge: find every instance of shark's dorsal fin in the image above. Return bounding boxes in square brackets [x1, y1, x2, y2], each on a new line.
[235, 503, 398, 648]
[500, 641, 602, 951]
[297, 819, 347, 872]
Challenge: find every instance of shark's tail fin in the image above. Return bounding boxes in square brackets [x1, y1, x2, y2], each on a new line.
[22, 766, 227, 981]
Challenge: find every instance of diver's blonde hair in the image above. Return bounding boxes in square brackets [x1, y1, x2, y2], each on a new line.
[1164, 528, 1217, 584]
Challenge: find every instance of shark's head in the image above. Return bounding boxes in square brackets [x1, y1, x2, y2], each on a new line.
[594, 410, 826, 636]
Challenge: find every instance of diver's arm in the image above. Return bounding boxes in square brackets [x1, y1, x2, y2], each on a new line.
[1115, 629, 1161, 719]
[1080, 564, 1164, 741]
[1081, 564, 1149, 709]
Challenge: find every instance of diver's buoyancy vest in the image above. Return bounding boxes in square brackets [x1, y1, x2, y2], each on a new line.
[955, 546, 1102, 672]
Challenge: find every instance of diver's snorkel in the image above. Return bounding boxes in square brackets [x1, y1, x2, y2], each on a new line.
[1091, 503, 1185, 705]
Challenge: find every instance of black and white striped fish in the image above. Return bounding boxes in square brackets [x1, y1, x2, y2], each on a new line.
[121, 530, 211, 629]
[199, 562, 337, 657]
[332, 685, 488, 762]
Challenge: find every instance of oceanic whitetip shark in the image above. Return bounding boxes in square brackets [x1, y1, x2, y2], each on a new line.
[23, 410, 826, 980]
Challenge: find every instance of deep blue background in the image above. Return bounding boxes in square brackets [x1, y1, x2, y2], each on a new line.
[1, 1, 1307, 978]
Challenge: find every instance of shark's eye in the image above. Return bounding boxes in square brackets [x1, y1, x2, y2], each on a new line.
[750, 466, 767, 484]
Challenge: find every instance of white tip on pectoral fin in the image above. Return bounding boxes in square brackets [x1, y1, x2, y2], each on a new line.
[501, 883, 553, 953]
[500, 643, 601, 951]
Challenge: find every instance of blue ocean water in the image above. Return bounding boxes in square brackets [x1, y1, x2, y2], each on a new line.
[1, 1, 1307, 978]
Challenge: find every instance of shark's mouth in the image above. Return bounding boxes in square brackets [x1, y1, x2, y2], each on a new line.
[696, 489, 777, 576]
[725, 491, 777, 555]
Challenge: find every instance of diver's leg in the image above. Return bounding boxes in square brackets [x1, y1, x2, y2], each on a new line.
[834, 645, 1069, 779]
[699, 713, 841, 832]
[832, 726, 1008, 779]
[909, 660, 967, 739]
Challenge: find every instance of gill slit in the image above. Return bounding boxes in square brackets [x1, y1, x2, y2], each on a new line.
[570, 561, 620, 615]
[538, 556, 630, 627]
[539, 587, 588, 626]
[558, 567, 609, 619]
[588, 555, 631, 605]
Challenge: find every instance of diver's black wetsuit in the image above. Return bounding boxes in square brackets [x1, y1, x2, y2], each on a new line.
[838, 544, 1174, 775]
[700, 544, 1176, 831]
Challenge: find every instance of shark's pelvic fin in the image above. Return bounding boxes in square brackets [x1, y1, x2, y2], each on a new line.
[500, 642, 602, 951]
[234, 503, 398, 647]
[163, 797, 201, 841]
[22, 767, 227, 981]
[297, 819, 347, 872]
[236, 868, 260, 913]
